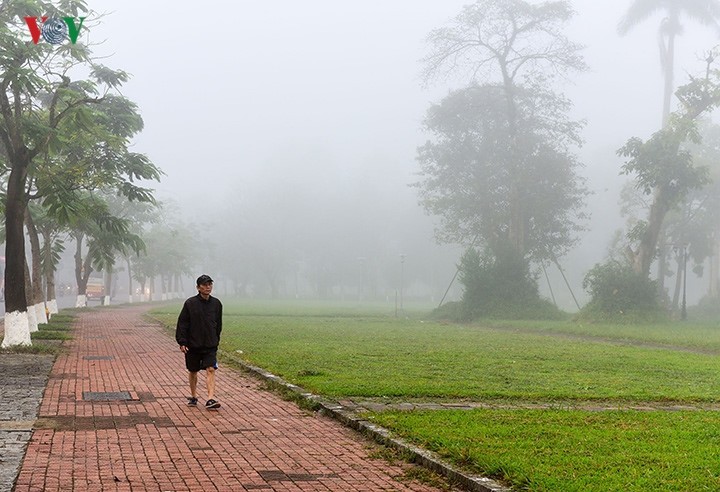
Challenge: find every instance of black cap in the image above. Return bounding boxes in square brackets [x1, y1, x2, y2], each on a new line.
[196, 274, 213, 285]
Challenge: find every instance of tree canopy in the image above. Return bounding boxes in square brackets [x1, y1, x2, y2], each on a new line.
[415, 83, 587, 261]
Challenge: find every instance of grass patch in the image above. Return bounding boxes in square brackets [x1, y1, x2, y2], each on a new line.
[0, 342, 61, 354]
[152, 312, 720, 402]
[150, 298, 438, 320]
[369, 409, 720, 491]
[31, 330, 71, 340]
[41, 324, 73, 331]
[484, 318, 720, 352]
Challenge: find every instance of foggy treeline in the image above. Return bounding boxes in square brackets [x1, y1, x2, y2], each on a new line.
[7, 0, 720, 342]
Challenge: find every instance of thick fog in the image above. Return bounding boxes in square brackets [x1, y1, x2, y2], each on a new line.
[84, 0, 720, 309]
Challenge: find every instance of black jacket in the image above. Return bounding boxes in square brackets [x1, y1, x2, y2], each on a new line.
[175, 294, 223, 349]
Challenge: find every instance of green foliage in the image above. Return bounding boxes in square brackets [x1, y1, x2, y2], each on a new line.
[131, 219, 195, 284]
[619, 128, 710, 199]
[90, 64, 130, 89]
[457, 247, 563, 320]
[415, 84, 588, 259]
[616, 67, 720, 278]
[580, 260, 666, 322]
[1, 0, 163, 313]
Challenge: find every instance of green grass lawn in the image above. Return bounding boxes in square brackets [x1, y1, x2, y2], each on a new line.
[150, 299, 720, 490]
[485, 318, 720, 352]
[369, 409, 720, 491]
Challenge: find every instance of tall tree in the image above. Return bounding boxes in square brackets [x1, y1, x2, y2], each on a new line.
[131, 220, 194, 301]
[67, 194, 145, 307]
[36, 208, 65, 316]
[619, 1, 720, 299]
[656, 120, 720, 308]
[419, 0, 586, 260]
[618, 0, 720, 127]
[0, 0, 130, 346]
[32, 94, 161, 309]
[415, 84, 587, 262]
[618, 69, 720, 278]
[102, 195, 160, 303]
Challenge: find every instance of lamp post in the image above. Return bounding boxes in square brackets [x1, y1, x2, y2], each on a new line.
[673, 243, 689, 321]
[681, 244, 688, 321]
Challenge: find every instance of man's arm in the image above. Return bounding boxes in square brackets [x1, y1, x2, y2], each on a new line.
[176, 301, 190, 346]
[216, 301, 223, 338]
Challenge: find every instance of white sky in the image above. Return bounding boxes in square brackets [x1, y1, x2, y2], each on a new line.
[86, 0, 720, 191]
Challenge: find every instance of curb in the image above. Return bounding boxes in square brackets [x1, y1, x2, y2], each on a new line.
[221, 350, 511, 492]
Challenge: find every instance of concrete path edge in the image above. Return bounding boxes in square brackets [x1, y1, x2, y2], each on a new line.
[220, 350, 511, 492]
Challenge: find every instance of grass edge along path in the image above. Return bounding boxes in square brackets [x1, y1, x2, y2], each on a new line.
[214, 348, 720, 492]
[219, 349, 513, 492]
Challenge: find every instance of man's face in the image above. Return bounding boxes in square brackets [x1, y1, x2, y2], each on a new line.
[197, 282, 213, 297]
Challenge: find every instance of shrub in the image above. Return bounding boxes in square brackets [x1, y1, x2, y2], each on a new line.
[429, 301, 464, 322]
[451, 247, 564, 320]
[688, 295, 720, 321]
[579, 260, 666, 322]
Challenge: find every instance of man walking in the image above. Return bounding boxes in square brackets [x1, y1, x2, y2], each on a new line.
[176, 274, 223, 409]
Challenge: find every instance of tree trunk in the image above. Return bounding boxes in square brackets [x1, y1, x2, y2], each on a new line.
[103, 267, 112, 306]
[501, 67, 526, 256]
[24, 256, 38, 333]
[26, 210, 48, 324]
[127, 257, 133, 303]
[710, 238, 720, 298]
[671, 254, 683, 312]
[41, 229, 59, 316]
[172, 274, 177, 299]
[662, 32, 675, 128]
[160, 274, 167, 301]
[74, 234, 92, 307]
[629, 188, 671, 278]
[1, 164, 31, 347]
[656, 228, 669, 305]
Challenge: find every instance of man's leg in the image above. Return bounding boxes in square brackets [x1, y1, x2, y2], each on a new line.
[206, 367, 215, 400]
[188, 371, 198, 398]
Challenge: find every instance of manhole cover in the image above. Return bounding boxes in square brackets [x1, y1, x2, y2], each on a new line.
[35, 414, 176, 430]
[83, 391, 132, 401]
[257, 471, 338, 482]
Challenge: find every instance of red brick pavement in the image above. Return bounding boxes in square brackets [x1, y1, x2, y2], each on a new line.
[15, 305, 444, 492]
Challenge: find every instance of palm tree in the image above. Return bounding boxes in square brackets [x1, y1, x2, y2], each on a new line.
[619, 0, 720, 127]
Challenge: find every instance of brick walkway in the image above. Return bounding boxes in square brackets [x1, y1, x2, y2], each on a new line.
[14, 305, 444, 492]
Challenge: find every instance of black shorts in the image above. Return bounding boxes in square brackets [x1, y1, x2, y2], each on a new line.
[185, 348, 217, 373]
